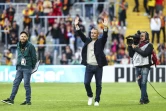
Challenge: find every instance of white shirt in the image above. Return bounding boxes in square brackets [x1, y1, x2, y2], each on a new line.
[87, 40, 98, 65]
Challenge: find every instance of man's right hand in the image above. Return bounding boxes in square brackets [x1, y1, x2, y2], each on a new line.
[74, 17, 79, 27]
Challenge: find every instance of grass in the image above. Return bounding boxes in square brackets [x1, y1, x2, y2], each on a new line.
[0, 83, 166, 111]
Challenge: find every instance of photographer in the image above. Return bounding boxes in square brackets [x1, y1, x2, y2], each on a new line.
[127, 31, 153, 104]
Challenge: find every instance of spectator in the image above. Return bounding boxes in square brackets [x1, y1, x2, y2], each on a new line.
[64, 45, 73, 63]
[33, 7, 43, 29]
[59, 23, 67, 44]
[2, 19, 11, 45]
[66, 14, 73, 25]
[97, 0, 105, 15]
[67, 31, 75, 53]
[6, 4, 15, 25]
[155, 0, 164, 12]
[143, 0, 149, 16]
[47, 9, 55, 26]
[147, 0, 155, 18]
[35, 28, 49, 63]
[74, 48, 82, 63]
[60, 53, 68, 65]
[111, 16, 119, 41]
[121, 55, 129, 64]
[159, 10, 166, 43]
[62, 0, 70, 16]
[133, 0, 139, 12]
[118, 0, 128, 28]
[109, 1, 115, 21]
[84, 0, 93, 19]
[150, 13, 161, 44]
[43, 52, 53, 65]
[9, 32, 18, 54]
[22, 8, 33, 30]
[53, 0, 62, 16]
[0, 10, 7, 28]
[48, 23, 61, 51]
[43, 0, 52, 15]
[10, 21, 19, 36]
[27, 0, 36, 13]
[36, 0, 44, 13]
[111, 39, 119, 53]
[4, 49, 13, 65]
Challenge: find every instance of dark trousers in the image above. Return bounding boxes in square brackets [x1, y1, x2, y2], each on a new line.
[160, 27, 166, 43]
[10, 66, 32, 102]
[133, 0, 139, 12]
[84, 65, 103, 102]
[149, 6, 155, 18]
[143, 0, 149, 14]
[38, 48, 45, 63]
[151, 30, 160, 43]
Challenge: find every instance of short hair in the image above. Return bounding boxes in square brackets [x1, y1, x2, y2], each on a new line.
[91, 28, 98, 32]
[20, 31, 29, 37]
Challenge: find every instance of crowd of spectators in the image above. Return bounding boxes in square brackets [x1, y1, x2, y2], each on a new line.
[0, 0, 165, 66]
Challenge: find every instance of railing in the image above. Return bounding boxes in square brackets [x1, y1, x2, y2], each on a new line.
[0, 3, 27, 14]
[29, 16, 76, 34]
[72, 1, 116, 21]
[8, 44, 67, 65]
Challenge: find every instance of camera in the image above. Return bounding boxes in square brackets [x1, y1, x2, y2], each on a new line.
[126, 30, 141, 45]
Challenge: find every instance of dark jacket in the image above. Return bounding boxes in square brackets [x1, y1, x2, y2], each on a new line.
[128, 43, 153, 67]
[76, 29, 108, 67]
[16, 41, 37, 69]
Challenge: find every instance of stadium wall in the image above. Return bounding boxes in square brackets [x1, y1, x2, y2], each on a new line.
[0, 65, 165, 83]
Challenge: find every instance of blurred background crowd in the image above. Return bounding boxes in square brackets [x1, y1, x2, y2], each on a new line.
[0, 0, 166, 66]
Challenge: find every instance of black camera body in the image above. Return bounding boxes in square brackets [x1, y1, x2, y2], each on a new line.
[126, 30, 141, 45]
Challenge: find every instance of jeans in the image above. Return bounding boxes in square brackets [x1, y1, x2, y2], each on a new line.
[135, 67, 150, 101]
[10, 66, 32, 102]
[84, 64, 103, 102]
[54, 38, 60, 51]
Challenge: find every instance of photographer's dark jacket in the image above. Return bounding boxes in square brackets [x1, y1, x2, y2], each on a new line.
[16, 41, 37, 69]
[76, 29, 108, 67]
[128, 42, 153, 67]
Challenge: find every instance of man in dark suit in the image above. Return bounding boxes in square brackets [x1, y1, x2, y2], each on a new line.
[74, 17, 108, 106]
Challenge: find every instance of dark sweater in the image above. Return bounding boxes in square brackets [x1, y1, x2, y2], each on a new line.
[76, 29, 108, 67]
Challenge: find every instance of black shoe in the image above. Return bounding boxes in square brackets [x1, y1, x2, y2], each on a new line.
[1, 98, 14, 105]
[20, 101, 31, 105]
[144, 99, 150, 104]
[139, 99, 145, 105]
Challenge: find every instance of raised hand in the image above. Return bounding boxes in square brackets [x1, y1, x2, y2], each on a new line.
[103, 18, 109, 27]
[74, 17, 79, 26]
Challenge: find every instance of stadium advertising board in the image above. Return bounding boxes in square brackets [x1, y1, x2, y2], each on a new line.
[0, 65, 165, 82]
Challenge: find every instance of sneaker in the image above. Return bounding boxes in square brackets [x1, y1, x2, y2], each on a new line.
[94, 101, 99, 106]
[20, 101, 31, 105]
[88, 97, 93, 106]
[1, 98, 14, 105]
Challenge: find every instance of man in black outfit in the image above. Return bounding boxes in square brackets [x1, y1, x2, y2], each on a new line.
[74, 17, 108, 106]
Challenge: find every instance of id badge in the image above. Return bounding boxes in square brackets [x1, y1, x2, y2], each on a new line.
[21, 58, 26, 66]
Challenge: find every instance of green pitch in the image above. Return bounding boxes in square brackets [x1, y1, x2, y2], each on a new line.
[0, 83, 166, 111]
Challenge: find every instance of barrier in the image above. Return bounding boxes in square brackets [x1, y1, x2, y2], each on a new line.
[0, 65, 165, 83]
